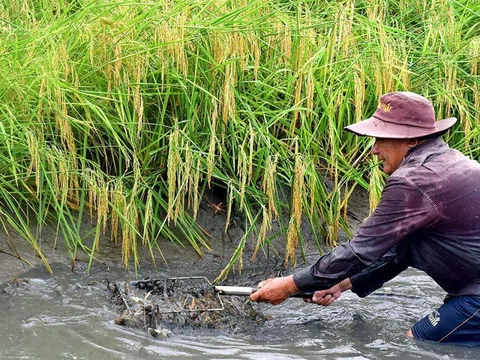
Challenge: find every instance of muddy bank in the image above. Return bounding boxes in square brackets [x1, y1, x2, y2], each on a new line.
[0, 185, 370, 287]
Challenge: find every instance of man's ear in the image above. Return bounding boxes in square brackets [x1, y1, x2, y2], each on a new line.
[407, 138, 420, 149]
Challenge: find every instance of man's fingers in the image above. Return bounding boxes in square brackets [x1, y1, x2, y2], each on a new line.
[311, 291, 337, 306]
[250, 285, 263, 301]
[324, 295, 334, 306]
[312, 290, 325, 301]
[250, 290, 260, 302]
[250, 281, 269, 302]
[319, 294, 332, 305]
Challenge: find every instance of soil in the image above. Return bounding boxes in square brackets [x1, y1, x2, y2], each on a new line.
[0, 184, 371, 278]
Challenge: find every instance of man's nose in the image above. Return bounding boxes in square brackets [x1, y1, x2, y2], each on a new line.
[371, 142, 379, 155]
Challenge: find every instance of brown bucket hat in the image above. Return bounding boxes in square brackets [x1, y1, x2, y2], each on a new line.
[345, 92, 457, 139]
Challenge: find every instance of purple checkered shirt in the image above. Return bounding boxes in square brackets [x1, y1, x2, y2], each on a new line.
[294, 137, 480, 297]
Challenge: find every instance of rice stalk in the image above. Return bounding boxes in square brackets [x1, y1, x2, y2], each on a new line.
[167, 126, 180, 225]
[368, 159, 385, 212]
[251, 205, 271, 261]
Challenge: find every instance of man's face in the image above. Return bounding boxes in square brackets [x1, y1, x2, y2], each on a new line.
[371, 138, 412, 175]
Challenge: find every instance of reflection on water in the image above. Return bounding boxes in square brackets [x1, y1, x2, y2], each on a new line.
[1, 264, 479, 360]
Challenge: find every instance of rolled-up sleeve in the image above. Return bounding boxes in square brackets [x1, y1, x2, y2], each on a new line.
[293, 177, 437, 293]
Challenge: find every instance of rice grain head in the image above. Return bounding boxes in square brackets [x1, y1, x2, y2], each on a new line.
[113, 41, 123, 87]
[142, 190, 154, 247]
[46, 149, 59, 197]
[308, 165, 316, 217]
[174, 139, 186, 223]
[223, 182, 235, 235]
[291, 73, 303, 136]
[191, 157, 202, 220]
[369, 161, 384, 212]
[469, 37, 480, 76]
[457, 96, 471, 150]
[261, 154, 279, 219]
[54, 87, 76, 156]
[238, 148, 248, 209]
[221, 63, 237, 126]
[98, 179, 109, 237]
[250, 33, 261, 80]
[111, 180, 126, 245]
[353, 67, 366, 123]
[248, 124, 255, 178]
[285, 153, 305, 266]
[474, 83, 479, 125]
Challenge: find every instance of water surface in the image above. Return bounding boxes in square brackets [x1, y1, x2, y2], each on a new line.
[1, 263, 479, 360]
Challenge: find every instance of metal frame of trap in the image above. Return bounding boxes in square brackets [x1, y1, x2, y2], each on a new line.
[120, 276, 225, 315]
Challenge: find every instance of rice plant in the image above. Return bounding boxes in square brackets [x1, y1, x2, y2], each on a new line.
[0, 0, 478, 276]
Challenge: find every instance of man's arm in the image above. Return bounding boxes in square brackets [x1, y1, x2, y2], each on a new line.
[251, 178, 434, 304]
[292, 241, 367, 293]
[310, 243, 411, 306]
[293, 178, 435, 295]
[350, 242, 411, 297]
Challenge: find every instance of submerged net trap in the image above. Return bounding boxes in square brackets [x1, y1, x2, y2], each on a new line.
[107, 276, 265, 337]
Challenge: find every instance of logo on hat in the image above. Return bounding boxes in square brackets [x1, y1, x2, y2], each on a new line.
[378, 101, 392, 113]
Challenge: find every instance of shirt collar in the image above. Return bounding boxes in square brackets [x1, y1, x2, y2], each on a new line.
[402, 137, 449, 166]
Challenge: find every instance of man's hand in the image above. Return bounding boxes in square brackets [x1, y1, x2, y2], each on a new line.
[310, 284, 342, 306]
[249, 275, 299, 305]
[308, 278, 352, 306]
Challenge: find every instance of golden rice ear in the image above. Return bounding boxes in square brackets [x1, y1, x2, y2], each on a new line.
[285, 151, 305, 267]
[207, 100, 218, 187]
[262, 154, 279, 220]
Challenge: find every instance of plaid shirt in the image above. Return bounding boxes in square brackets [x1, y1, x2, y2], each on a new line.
[294, 137, 480, 297]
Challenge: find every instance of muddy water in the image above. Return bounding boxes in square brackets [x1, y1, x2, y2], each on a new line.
[1, 260, 479, 360]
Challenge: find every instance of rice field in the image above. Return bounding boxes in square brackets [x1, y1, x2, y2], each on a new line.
[0, 0, 479, 276]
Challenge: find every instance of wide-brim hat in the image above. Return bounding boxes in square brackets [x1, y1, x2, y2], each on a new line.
[344, 92, 457, 139]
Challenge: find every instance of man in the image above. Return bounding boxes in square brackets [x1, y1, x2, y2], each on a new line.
[250, 92, 480, 346]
